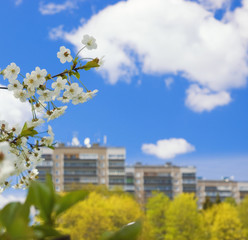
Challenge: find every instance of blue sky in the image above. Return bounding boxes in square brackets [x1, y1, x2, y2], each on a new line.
[0, 0, 248, 186]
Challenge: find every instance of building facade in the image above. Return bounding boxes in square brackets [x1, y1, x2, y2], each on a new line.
[37, 145, 248, 204]
[37, 145, 125, 192]
[126, 163, 196, 203]
[197, 179, 239, 208]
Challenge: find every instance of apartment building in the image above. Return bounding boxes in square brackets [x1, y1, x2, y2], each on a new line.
[37, 145, 248, 204]
[37, 144, 126, 192]
[36, 148, 53, 182]
[197, 179, 239, 208]
[125, 163, 197, 203]
[237, 182, 248, 202]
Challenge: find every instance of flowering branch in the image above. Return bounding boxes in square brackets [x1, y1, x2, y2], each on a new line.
[0, 34, 102, 192]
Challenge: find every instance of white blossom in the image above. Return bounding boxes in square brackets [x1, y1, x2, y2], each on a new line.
[0, 142, 16, 184]
[37, 89, 53, 102]
[34, 101, 47, 113]
[44, 106, 68, 121]
[57, 95, 70, 103]
[10, 124, 22, 136]
[26, 118, 45, 128]
[31, 67, 47, 85]
[13, 89, 29, 102]
[41, 135, 54, 147]
[0, 120, 9, 131]
[64, 83, 83, 99]
[81, 35, 97, 50]
[48, 125, 54, 137]
[85, 89, 98, 100]
[95, 56, 104, 70]
[3, 63, 20, 81]
[51, 76, 67, 96]
[72, 93, 87, 105]
[57, 46, 73, 64]
[24, 72, 39, 91]
[7, 80, 23, 91]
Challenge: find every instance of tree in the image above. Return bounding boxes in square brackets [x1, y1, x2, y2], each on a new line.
[224, 197, 237, 206]
[57, 192, 143, 240]
[144, 192, 170, 240]
[203, 196, 213, 210]
[237, 196, 248, 238]
[215, 193, 221, 204]
[203, 204, 219, 240]
[211, 203, 245, 240]
[164, 193, 203, 240]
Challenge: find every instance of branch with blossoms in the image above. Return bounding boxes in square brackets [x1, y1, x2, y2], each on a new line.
[0, 35, 102, 192]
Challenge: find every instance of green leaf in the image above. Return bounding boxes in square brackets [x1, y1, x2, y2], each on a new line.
[0, 202, 26, 228]
[25, 174, 55, 226]
[101, 221, 142, 240]
[33, 225, 62, 239]
[0, 202, 33, 240]
[71, 57, 79, 69]
[20, 129, 38, 137]
[48, 145, 55, 150]
[21, 122, 28, 133]
[20, 122, 38, 137]
[54, 190, 88, 217]
[83, 59, 100, 71]
[45, 74, 52, 80]
[71, 71, 80, 79]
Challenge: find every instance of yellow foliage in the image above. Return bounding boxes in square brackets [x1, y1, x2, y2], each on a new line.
[143, 192, 170, 240]
[238, 196, 248, 238]
[164, 193, 204, 240]
[57, 192, 143, 240]
[204, 202, 245, 240]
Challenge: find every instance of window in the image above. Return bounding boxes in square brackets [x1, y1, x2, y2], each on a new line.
[79, 154, 98, 159]
[64, 162, 97, 167]
[56, 186, 60, 191]
[55, 162, 59, 167]
[64, 170, 97, 176]
[55, 170, 59, 175]
[109, 161, 124, 167]
[126, 178, 134, 184]
[55, 178, 59, 183]
[108, 154, 125, 159]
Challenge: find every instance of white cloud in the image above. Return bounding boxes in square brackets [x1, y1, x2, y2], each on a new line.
[39, 0, 78, 15]
[49, 25, 65, 40]
[0, 86, 32, 125]
[0, 194, 25, 209]
[15, 0, 23, 6]
[142, 138, 195, 160]
[165, 77, 174, 89]
[55, 0, 248, 111]
[185, 84, 231, 112]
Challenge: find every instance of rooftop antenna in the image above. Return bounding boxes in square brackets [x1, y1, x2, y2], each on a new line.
[103, 135, 107, 145]
[84, 137, 91, 148]
[71, 132, 81, 147]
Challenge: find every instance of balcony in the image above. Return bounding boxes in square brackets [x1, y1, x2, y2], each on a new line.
[124, 185, 135, 191]
[108, 170, 125, 176]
